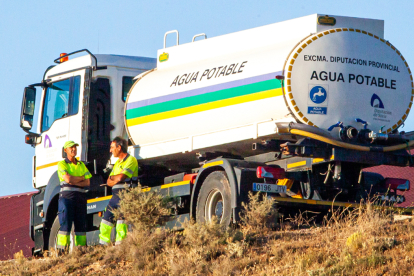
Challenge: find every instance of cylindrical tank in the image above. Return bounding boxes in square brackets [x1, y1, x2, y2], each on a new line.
[125, 22, 412, 161]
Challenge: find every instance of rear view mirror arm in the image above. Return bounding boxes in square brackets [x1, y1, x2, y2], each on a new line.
[28, 81, 48, 88]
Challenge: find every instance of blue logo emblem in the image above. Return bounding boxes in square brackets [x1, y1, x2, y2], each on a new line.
[309, 86, 327, 104]
[371, 94, 384, 109]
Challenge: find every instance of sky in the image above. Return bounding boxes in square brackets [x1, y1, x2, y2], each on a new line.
[1, 0, 414, 197]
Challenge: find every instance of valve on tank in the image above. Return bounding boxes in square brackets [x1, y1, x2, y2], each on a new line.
[357, 129, 372, 144]
[339, 126, 359, 142]
[328, 121, 359, 142]
[355, 118, 372, 144]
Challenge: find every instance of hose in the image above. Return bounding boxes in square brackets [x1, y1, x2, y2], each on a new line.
[277, 122, 333, 138]
[290, 129, 414, 152]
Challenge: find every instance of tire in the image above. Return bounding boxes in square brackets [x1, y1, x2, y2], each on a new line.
[196, 171, 232, 227]
[48, 216, 74, 253]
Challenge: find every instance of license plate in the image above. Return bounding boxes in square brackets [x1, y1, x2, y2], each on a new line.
[253, 183, 287, 193]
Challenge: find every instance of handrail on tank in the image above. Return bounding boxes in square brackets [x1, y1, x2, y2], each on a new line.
[192, 33, 207, 42]
[164, 30, 179, 49]
[53, 49, 98, 70]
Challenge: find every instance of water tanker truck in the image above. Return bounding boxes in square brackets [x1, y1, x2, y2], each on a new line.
[20, 14, 414, 254]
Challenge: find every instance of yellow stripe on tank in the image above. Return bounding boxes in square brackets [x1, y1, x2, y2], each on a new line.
[127, 88, 283, 127]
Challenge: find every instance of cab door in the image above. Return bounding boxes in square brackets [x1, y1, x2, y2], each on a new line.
[35, 70, 86, 188]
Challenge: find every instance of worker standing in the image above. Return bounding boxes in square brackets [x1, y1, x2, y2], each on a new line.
[99, 137, 138, 245]
[56, 141, 92, 251]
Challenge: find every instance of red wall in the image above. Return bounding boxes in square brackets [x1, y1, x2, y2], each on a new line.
[0, 192, 35, 260]
[364, 165, 414, 208]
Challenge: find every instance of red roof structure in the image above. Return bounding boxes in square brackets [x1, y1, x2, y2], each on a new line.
[364, 165, 414, 208]
[0, 192, 36, 260]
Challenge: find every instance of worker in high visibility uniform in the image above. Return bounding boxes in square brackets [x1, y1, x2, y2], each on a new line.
[57, 141, 92, 251]
[99, 136, 138, 245]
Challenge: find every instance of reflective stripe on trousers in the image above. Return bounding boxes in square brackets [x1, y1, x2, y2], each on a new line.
[99, 219, 113, 245]
[115, 220, 127, 244]
[57, 231, 70, 249]
[57, 231, 86, 248]
[75, 232, 86, 246]
[99, 219, 128, 245]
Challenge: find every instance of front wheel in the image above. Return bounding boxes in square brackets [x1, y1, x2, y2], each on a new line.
[49, 216, 74, 253]
[196, 171, 232, 227]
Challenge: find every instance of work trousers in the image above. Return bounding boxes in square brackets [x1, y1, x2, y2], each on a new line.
[99, 188, 127, 245]
[57, 193, 87, 249]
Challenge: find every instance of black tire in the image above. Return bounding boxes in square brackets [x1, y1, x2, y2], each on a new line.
[196, 171, 232, 226]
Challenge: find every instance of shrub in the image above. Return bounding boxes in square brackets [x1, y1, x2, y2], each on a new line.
[240, 192, 278, 232]
[346, 231, 364, 252]
[113, 186, 171, 230]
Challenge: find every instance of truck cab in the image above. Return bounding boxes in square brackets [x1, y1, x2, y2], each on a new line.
[20, 50, 156, 254]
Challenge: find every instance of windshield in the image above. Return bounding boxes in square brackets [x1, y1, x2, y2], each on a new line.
[41, 76, 80, 132]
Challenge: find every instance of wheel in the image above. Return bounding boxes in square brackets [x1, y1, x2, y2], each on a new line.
[49, 216, 74, 253]
[196, 171, 232, 226]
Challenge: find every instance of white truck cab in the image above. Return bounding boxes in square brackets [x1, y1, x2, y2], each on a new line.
[23, 50, 156, 189]
[20, 49, 155, 253]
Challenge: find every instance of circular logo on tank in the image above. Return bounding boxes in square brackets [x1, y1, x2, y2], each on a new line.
[309, 86, 327, 104]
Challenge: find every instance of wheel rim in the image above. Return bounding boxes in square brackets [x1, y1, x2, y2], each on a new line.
[205, 189, 224, 223]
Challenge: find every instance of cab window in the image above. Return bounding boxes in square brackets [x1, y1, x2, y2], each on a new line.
[41, 76, 81, 132]
[122, 76, 136, 102]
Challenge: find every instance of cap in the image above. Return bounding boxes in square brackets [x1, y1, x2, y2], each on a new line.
[63, 141, 79, 149]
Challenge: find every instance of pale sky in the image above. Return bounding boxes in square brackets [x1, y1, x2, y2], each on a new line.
[1, 0, 414, 196]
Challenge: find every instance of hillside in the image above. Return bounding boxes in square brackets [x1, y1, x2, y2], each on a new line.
[1, 189, 414, 275]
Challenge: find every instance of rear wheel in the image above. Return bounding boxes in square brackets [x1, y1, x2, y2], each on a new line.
[196, 171, 232, 227]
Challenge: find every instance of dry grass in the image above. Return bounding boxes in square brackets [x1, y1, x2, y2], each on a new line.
[2, 189, 414, 275]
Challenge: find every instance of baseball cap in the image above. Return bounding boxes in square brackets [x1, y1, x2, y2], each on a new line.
[64, 141, 79, 149]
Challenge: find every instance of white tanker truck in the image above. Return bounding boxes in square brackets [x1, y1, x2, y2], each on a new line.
[20, 14, 414, 254]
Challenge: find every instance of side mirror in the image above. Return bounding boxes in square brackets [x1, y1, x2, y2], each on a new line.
[20, 87, 36, 131]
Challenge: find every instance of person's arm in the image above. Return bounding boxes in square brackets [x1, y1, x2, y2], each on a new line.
[73, 178, 90, 187]
[73, 165, 91, 187]
[58, 162, 83, 185]
[107, 157, 136, 187]
[107, 174, 127, 187]
[62, 174, 85, 185]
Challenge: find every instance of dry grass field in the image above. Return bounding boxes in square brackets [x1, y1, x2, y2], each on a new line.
[1, 188, 414, 275]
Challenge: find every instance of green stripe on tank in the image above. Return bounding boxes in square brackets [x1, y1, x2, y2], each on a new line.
[126, 78, 281, 120]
